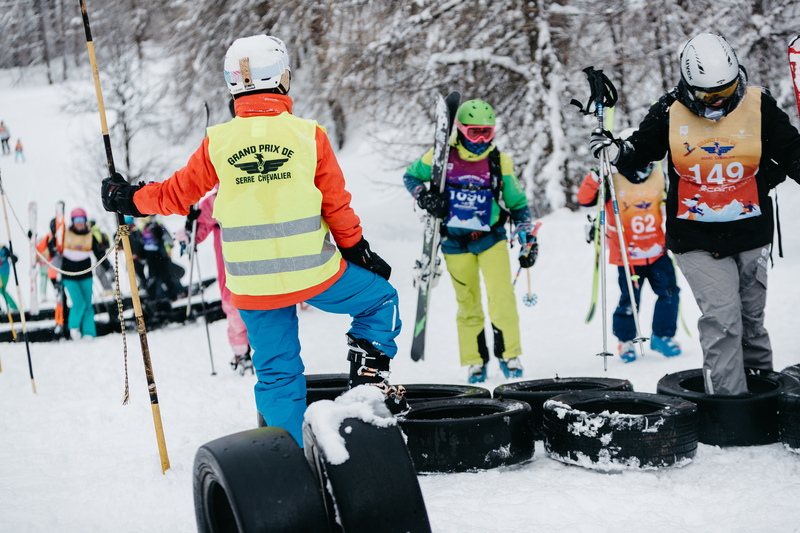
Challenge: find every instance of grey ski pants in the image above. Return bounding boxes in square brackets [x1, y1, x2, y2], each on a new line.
[674, 246, 772, 395]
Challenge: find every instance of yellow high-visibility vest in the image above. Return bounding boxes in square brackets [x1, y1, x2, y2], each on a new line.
[207, 114, 341, 296]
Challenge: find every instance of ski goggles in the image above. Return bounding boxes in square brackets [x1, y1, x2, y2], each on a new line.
[457, 122, 495, 143]
[72, 216, 87, 224]
[693, 78, 738, 105]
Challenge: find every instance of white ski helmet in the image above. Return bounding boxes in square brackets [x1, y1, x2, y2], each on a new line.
[224, 35, 290, 96]
[679, 33, 739, 89]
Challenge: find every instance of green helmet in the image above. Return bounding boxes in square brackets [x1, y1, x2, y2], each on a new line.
[456, 99, 495, 126]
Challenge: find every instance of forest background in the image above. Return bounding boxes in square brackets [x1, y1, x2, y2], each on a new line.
[3, 0, 800, 216]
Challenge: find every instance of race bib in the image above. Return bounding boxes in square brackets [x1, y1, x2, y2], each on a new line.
[669, 88, 762, 223]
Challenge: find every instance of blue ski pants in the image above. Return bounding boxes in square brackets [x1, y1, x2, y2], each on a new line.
[613, 254, 679, 342]
[63, 277, 96, 337]
[239, 263, 401, 447]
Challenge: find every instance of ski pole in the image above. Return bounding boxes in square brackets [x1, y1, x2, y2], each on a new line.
[572, 66, 619, 369]
[80, 0, 170, 474]
[513, 222, 541, 307]
[605, 165, 648, 358]
[0, 170, 35, 392]
[192, 250, 216, 375]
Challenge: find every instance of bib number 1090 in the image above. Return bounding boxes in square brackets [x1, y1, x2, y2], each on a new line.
[688, 162, 744, 185]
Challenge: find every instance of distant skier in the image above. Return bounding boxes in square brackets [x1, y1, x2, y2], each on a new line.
[140, 216, 184, 302]
[60, 208, 106, 339]
[101, 34, 404, 446]
[403, 99, 535, 383]
[590, 33, 800, 395]
[0, 245, 18, 311]
[578, 130, 680, 363]
[0, 122, 9, 155]
[14, 139, 23, 163]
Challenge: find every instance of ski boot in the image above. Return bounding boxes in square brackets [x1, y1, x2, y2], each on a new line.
[618, 341, 636, 363]
[230, 346, 254, 375]
[468, 363, 488, 384]
[346, 334, 408, 415]
[650, 335, 681, 357]
[498, 357, 523, 379]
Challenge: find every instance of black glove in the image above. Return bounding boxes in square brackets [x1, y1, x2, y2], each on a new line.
[339, 237, 392, 280]
[519, 238, 538, 269]
[416, 188, 449, 219]
[101, 173, 146, 217]
[185, 205, 201, 233]
[590, 128, 620, 161]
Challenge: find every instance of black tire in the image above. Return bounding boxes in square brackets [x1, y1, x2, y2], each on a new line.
[779, 388, 800, 452]
[397, 398, 534, 474]
[542, 390, 698, 470]
[193, 426, 329, 533]
[305, 373, 350, 404]
[257, 373, 350, 428]
[404, 383, 491, 404]
[781, 364, 800, 383]
[494, 377, 634, 440]
[656, 368, 799, 446]
[303, 417, 431, 533]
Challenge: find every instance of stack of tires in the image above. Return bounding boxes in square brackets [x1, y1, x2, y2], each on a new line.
[196, 389, 432, 533]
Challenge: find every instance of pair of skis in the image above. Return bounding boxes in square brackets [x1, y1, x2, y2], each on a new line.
[410, 91, 460, 362]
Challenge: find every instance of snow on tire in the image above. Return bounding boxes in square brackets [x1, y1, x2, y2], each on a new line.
[542, 390, 698, 471]
[779, 388, 800, 453]
[656, 368, 800, 446]
[303, 417, 431, 533]
[493, 377, 633, 440]
[397, 397, 534, 474]
[193, 426, 329, 533]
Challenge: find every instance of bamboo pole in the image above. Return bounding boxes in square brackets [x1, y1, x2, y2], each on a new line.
[79, 0, 170, 474]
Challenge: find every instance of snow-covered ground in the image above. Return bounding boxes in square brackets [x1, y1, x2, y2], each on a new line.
[1, 69, 799, 533]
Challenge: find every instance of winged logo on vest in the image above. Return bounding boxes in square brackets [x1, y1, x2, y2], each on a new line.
[700, 142, 734, 156]
[234, 153, 289, 175]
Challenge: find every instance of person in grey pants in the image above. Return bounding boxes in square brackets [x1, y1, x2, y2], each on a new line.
[589, 33, 800, 395]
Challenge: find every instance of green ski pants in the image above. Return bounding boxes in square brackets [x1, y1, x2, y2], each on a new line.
[444, 240, 522, 366]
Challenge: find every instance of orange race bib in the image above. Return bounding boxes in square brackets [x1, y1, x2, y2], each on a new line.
[612, 167, 665, 263]
[669, 87, 762, 223]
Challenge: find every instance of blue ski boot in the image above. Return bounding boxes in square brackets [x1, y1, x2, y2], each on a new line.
[650, 335, 681, 357]
[618, 341, 636, 363]
[498, 357, 523, 379]
[468, 363, 488, 383]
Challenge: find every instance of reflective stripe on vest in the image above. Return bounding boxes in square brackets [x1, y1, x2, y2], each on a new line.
[207, 114, 342, 296]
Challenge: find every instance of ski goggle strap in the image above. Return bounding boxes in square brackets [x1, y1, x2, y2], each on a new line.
[457, 122, 495, 143]
[693, 78, 738, 105]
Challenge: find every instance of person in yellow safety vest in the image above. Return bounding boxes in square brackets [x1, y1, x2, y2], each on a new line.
[101, 34, 405, 446]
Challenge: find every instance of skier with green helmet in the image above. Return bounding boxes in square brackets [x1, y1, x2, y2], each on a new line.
[403, 99, 536, 382]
